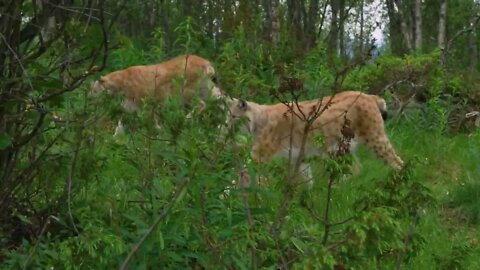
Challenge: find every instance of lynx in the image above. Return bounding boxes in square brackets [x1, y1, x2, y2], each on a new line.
[91, 54, 222, 134]
[228, 91, 404, 184]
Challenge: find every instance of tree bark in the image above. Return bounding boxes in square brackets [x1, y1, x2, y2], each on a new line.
[438, 0, 447, 49]
[263, 0, 280, 46]
[329, 0, 339, 55]
[287, 0, 305, 45]
[338, 0, 346, 57]
[359, 0, 364, 52]
[304, 0, 319, 51]
[394, 0, 413, 53]
[386, 0, 405, 55]
[468, 17, 478, 74]
[414, 0, 422, 51]
[271, 0, 280, 45]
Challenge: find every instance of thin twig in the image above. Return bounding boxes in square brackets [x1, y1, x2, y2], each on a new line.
[120, 178, 191, 270]
[45, 2, 101, 21]
[321, 176, 335, 245]
[442, 14, 480, 66]
[66, 122, 83, 236]
[23, 215, 60, 270]
[0, 32, 34, 91]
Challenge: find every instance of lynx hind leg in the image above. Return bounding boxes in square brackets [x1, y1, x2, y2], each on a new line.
[298, 163, 314, 188]
[122, 98, 140, 113]
[361, 131, 404, 170]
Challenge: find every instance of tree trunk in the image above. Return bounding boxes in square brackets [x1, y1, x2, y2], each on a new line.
[414, 0, 422, 51]
[438, 0, 447, 49]
[304, 0, 319, 51]
[271, 0, 280, 45]
[469, 17, 478, 74]
[394, 0, 413, 53]
[263, 0, 272, 41]
[317, 1, 328, 40]
[359, 0, 364, 52]
[386, 0, 405, 55]
[329, 0, 339, 55]
[263, 0, 280, 46]
[338, 0, 346, 57]
[222, 0, 235, 40]
[287, 0, 305, 47]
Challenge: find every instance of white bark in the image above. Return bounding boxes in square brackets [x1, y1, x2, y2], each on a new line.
[438, 0, 447, 49]
[414, 0, 422, 50]
[394, 0, 413, 52]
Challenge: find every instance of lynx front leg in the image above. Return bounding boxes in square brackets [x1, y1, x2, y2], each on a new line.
[122, 98, 139, 113]
[113, 119, 125, 137]
[297, 162, 313, 188]
[365, 136, 404, 170]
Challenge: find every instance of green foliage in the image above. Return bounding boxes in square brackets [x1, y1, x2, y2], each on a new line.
[343, 51, 441, 93]
[216, 26, 277, 101]
[4, 1, 480, 269]
[448, 178, 480, 224]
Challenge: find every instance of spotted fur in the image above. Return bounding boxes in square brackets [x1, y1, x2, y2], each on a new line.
[228, 91, 403, 181]
[91, 54, 222, 112]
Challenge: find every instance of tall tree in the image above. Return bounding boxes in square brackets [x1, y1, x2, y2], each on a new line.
[263, 0, 281, 46]
[338, 0, 347, 57]
[414, 0, 422, 51]
[394, 0, 413, 52]
[359, 0, 365, 52]
[304, 0, 320, 51]
[271, 0, 280, 45]
[329, 0, 340, 55]
[468, 21, 477, 74]
[287, 0, 305, 48]
[386, 0, 407, 55]
[438, 0, 447, 49]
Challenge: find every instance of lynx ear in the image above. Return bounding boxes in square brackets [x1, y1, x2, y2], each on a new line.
[238, 99, 247, 110]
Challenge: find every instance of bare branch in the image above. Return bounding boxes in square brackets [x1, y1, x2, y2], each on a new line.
[23, 215, 60, 270]
[442, 14, 480, 66]
[0, 32, 34, 92]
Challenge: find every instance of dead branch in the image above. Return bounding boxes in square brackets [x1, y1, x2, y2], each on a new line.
[23, 215, 60, 270]
[442, 14, 480, 66]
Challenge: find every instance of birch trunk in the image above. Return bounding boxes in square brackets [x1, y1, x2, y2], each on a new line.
[414, 0, 422, 51]
[438, 0, 447, 49]
[394, 0, 413, 52]
[469, 17, 478, 74]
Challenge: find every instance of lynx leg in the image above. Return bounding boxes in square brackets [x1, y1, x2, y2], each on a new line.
[114, 119, 126, 137]
[298, 162, 313, 188]
[122, 98, 139, 113]
[364, 135, 403, 170]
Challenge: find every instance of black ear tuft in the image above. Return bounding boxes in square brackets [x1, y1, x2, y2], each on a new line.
[211, 74, 218, 84]
[239, 99, 247, 110]
[381, 110, 388, 121]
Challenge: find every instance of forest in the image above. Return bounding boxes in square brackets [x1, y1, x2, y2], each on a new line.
[1, 0, 480, 269]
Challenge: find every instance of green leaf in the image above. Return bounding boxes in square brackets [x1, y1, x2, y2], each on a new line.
[158, 229, 165, 250]
[0, 134, 12, 150]
[290, 237, 306, 254]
